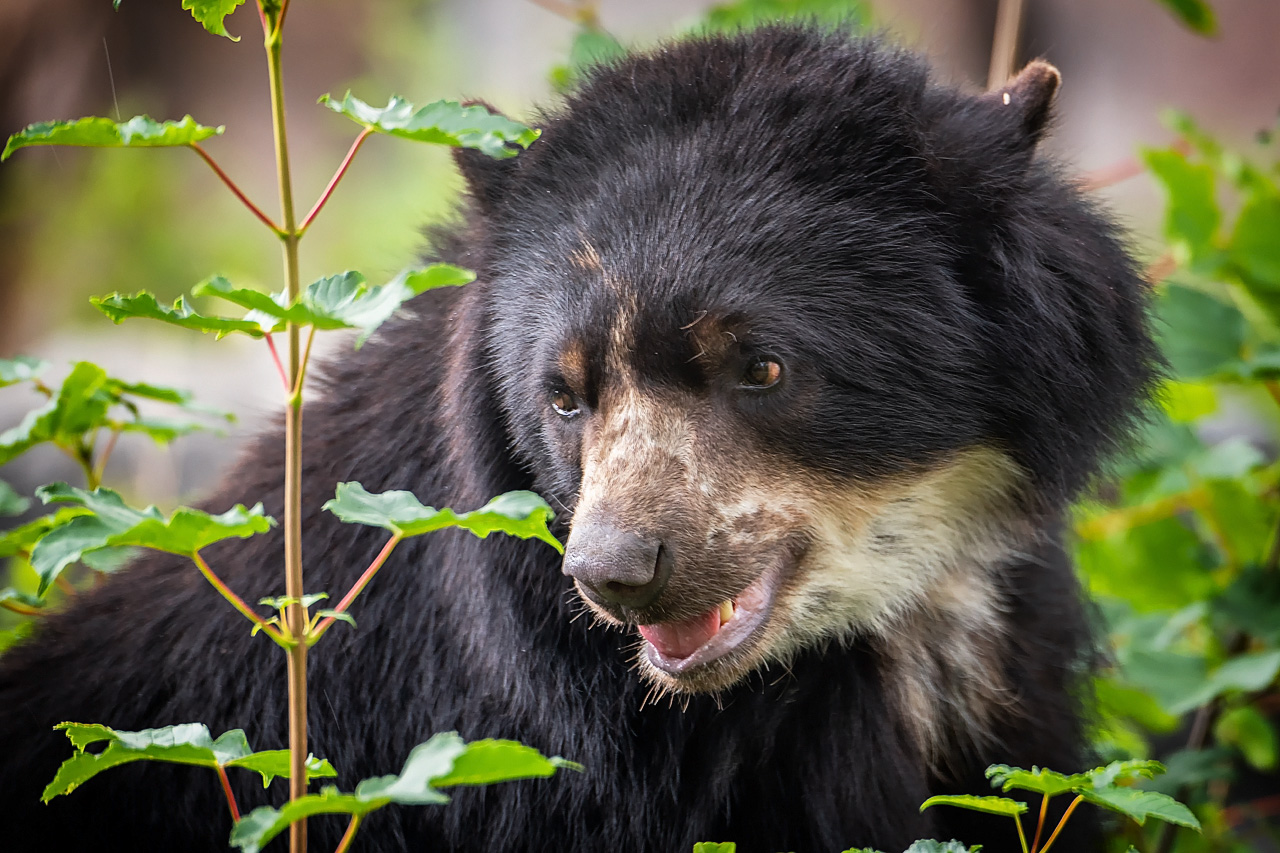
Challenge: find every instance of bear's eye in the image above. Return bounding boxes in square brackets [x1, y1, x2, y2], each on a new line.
[741, 358, 782, 389]
[550, 390, 581, 418]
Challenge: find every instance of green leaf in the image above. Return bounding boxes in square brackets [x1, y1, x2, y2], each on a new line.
[182, 0, 247, 40]
[1085, 759, 1166, 788]
[319, 266, 476, 347]
[0, 621, 35, 655]
[3, 115, 223, 161]
[430, 739, 582, 787]
[1143, 148, 1220, 264]
[42, 722, 335, 801]
[1212, 567, 1280, 643]
[318, 93, 540, 159]
[229, 733, 574, 852]
[985, 764, 1085, 797]
[117, 417, 215, 446]
[1077, 786, 1201, 829]
[323, 483, 562, 552]
[1231, 186, 1280, 290]
[30, 484, 274, 595]
[43, 723, 250, 801]
[1155, 0, 1217, 34]
[701, 0, 871, 33]
[93, 291, 267, 338]
[259, 593, 328, 610]
[314, 609, 356, 629]
[224, 751, 339, 789]
[1155, 285, 1244, 379]
[1166, 649, 1280, 715]
[1214, 704, 1278, 771]
[0, 356, 50, 387]
[692, 845, 736, 853]
[0, 587, 45, 609]
[0, 362, 111, 465]
[0, 508, 91, 559]
[551, 27, 628, 93]
[920, 794, 1028, 817]
[902, 844, 978, 853]
[0, 480, 29, 517]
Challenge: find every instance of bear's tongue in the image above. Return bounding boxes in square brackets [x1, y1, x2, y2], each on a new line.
[638, 608, 721, 660]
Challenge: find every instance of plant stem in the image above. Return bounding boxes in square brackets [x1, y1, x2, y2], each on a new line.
[189, 144, 284, 236]
[309, 534, 403, 644]
[264, 335, 291, 392]
[1031, 792, 1049, 852]
[192, 551, 289, 646]
[987, 0, 1025, 89]
[216, 763, 241, 821]
[91, 429, 122, 487]
[1038, 795, 1084, 853]
[298, 128, 373, 235]
[1015, 808, 1030, 853]
[263, 7, 309, 851]
[291, 327, 317, 404]
[0, 600, 41, 617]
[55, 575, 76, 596]
[333, 815, 361, 853]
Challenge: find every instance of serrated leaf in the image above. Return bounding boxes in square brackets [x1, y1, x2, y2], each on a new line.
[985, 764, 1085, 797]
[700, 0, 872, 34]
[228, 733, 573, 853]
[903, 844, 978, 853]
[692, 845, 736, 853]
[116, 417, 216, 446]
[1155, 0, 1217, 34]
[110, 380, 234, 421]
[1215, 705, 1278, 771]
[0, 507, 92, 559]
[3, 115, 223, 161]
[0, 362, 112, 465]
[43, 723, 251, 801]
[323, 483, 562, 552]
[93, 291, 267, 337]
[1085, 759, 1165, 788]
[314, 609, 356, 629]
[1166, 649, 1280, 714]
[316, 266, 475, 347]
[182, 0, 247, 40]
[1078, 786, 1201, 829]
[224, 751, 338, 789]
[318, 93, 539, 159]
[0, 356, 49, 387]
[920, 794, 1028, 816]
[0, 480, 29, 517]
[430, 739, 582, 787]
[259, 593, 328, 610]
[30, 484, 274, 595]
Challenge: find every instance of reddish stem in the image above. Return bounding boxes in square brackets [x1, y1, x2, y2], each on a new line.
[216, 764, 241, 821]
[55, 576, 76, 596]
[265, 334, 291, 392]
[189, 144, 284, 236]
[1082, 138, 1192, 192]
[334, 815, 361, 853]
[1031, 793, 1049, 852]
[309, 534, 403, 644]
[92, 429, 122, 488]
[191, 551, 290, 646]
[299, 128, 374, 235]
[1038, 795, 1084, 853]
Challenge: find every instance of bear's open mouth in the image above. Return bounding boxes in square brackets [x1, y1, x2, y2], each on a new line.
[637, 563, 782, 676]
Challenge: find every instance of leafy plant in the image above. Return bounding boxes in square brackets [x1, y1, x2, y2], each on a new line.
[2, 1, 568, 850]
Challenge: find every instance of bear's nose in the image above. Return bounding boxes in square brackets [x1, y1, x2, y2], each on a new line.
[562, 522, 671, 610]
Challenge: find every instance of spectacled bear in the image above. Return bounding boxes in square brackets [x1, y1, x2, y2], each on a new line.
[0, 26, 1153, 853]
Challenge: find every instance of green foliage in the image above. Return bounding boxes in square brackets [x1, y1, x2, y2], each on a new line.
[550, 26, 627, 94]
[42, 723, 335, 802]
[0, 481, 28, 517]
[692, 844, 737, 853]
[700, 0, 871, 32]
[1155, 0, 1217, 35]
[181, 0, 249, 40]
[318, 93, 540, 159]
[229, 733, 576, 853]
[0, 356, 49, 387]
[323, 482, 563, 552]
[2, 115, 223, 161]
[920, 794, 1027, 817]
[30, 483, 273, 595]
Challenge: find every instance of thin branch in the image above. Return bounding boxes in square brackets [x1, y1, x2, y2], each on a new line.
[334, 815, 361, 853]
[191, 551, 290, 646]
[0, 599, 42, 617]
[264, 334, 291, 392]
[55, 575, 76, 597]
[309, 534, 403, 644]
[189, 144, 285, 236]
[1037, 795, 1084, 853]
[216, 764, 241, 821]
[91, 429, 122, 488]
[299, 128, 374, 235]
[290, 326, 318, 405]
[1031, 793, 1050, 852]
[1082, 140, 1191, 192]
[987, 0, 1026, 90]
[1015, 807, 1030, 853]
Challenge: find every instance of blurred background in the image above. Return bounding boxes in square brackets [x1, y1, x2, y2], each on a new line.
[2, 1, 1280, 850]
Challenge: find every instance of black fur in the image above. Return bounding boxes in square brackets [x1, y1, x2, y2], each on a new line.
[0, 28, 1153, 852]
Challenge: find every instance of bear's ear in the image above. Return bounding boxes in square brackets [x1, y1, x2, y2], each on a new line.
[978, 60, 1061, 149]
[452, 100, 522, 217]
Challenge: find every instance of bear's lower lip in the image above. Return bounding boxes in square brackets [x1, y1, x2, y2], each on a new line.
[638, 564, 781, 676]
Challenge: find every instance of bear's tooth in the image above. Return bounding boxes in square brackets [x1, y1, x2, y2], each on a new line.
[718, 600, 734, 625]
